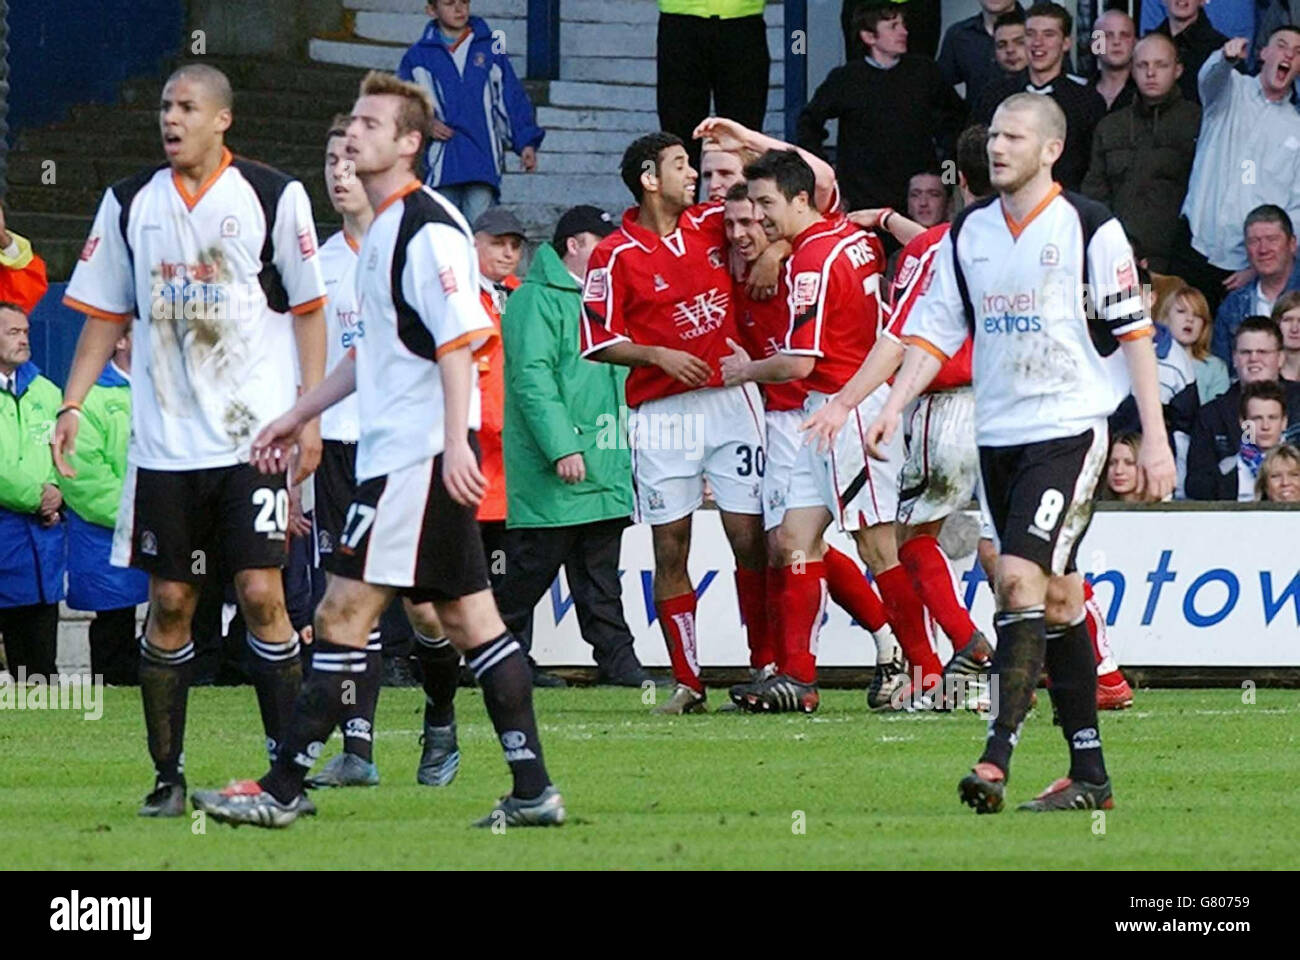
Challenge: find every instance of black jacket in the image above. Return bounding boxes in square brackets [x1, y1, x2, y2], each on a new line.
[1154, 12, 1227, 106]
[1185, 379, 1300, 500]
[972, 69, 1108, 190]
[1081, 86, 1201, 272]
[798, 54, 966, 211]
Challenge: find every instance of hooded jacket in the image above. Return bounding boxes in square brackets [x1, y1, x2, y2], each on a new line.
[0, 360, 66, 608]
[398, 15, 545, 194]
[501, 243, 632, 528]
[62, 361, 148, 611]
[1082, 85, 1201, 272]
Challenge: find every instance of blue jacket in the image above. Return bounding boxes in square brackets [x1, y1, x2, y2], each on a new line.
[0, 360, 66, 608]
[398, 16, 545, 194]
[64, 363, 148, 612]
[1211, 256, 1300, 365]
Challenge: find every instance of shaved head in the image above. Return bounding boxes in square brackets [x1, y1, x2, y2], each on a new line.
[165, 64, 233, 111]
[996, 92, 1067, 143]
[1135, 31, 1178, 61]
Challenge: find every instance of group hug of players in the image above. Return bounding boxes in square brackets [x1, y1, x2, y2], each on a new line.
[48, 58, 1171, 827]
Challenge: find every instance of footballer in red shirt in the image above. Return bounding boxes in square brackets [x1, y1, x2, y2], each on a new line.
[721, 148, 919, 714]
[580, 131, 768, 714]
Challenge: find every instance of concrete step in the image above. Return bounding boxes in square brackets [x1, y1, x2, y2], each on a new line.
[119, 58, 369, 102]
[561, 21, 785, 61]
[309, 36, 526, 77]
[7, 154, 154, 191]
[548, 78, 783, 114]
[498, 171, 628, 207]
[6, 212, 97, 241]
[6, 184, 102, 216]
[536, 128, 644, 154]
[519, 151, 621, 175]
[537, 105, 784, 136]
[561, 56, 785, 88]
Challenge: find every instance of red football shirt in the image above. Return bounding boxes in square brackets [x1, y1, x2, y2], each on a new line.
[781, 217, 886, 395]
[580, 203, 737, 408]
[734, 273, 807, 412]
[886, 223, 973, 392]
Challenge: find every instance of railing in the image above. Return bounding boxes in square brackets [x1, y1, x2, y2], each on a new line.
[526, 0, 559, 81]
[784, 0, 806, 143]
[0, 0, 9, 198]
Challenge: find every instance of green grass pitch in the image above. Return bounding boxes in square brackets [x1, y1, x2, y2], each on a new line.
[1, 686, 1296, 869]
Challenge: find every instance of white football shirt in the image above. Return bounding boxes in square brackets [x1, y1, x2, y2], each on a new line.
[903, 186, 1152, 446]
[353, 181, 494, 482]
[317, 230, 362, 443]
[64, 150, 327, 469]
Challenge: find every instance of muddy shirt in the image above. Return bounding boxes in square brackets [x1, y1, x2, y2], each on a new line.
[65, 150, 326, 469]
[903, 184, 1152, 446]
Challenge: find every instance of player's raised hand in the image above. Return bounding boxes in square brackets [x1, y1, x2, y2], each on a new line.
[846, 208, 889, 231]
[250, 409, 304, 475]
[719, 337, 752, 386]
[1136, 438, 1176, 502]
[801, 396, 851, 454]
[443, 438, 487, 507]
[51, 410, 80, 479]
[864, 409, 901, 461]
[656, 346, 712, 387]
[1223, 37, 1249, 61]
[691, 116, 750, 153]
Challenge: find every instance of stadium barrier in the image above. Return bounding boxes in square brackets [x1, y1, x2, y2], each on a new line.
[530, 504, 1300, 673]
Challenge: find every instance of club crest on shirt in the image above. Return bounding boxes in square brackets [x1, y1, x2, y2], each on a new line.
[583, 268, 607, 302]
[439, 266, 459, 294]
[1115, 257, 1136, 290]
[707, 246, 724, 269]
[896, 254, 920, 288]
[653, 274, 669, 292]
[297, 228, 317, 260]
[1040, 243, 1060, 267]
[220, 216, 240, 238]
[79, 235, 100, 262]
[792, 271, 821, 307]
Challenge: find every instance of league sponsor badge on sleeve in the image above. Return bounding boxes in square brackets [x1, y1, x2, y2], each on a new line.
[583, 268, 608, 302]
[792, 271, 821, 307]
[438, 266, 459, 294]
[80, 236, 101, 262]
[1115, 257, 1136, 290]
[298, 228, 317, 260]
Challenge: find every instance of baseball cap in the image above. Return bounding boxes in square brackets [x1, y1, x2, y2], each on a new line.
[472, 206, 526, 238]
[553, 205, 615, 247]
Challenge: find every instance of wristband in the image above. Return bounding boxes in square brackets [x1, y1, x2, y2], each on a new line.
[56, 404, 83, 419]
[880, 208, 895, 232]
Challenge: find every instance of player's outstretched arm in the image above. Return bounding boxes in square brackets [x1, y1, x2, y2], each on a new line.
[720, 337, 813, 386]
[801, 337, 905, 453]
[863, 344, 942, 460]
[691, 117, 837, 213]
[1121, 333, 1176, 500]
[847, 208, 925, 247]
[589, 341, 712, 388]
[291, 305, 327, 484]
[250, 353, 357, 475]
[52, 316, 124, 478]
[438, 343, 488, 508]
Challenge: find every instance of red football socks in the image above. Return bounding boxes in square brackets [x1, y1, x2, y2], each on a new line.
[655, 592, 703, 693]
[898, 535, 978, 651]
[823, 545, 888, 632]
[735, 567, 773, 670]
[776, 562, 826, 684]
[874, 564, 943, 688]
[765, 566, 785, 672]
[1083, 580, 1126, 685]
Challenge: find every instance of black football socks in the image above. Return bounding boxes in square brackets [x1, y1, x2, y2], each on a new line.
[139, 638, 195, 788]
[246, 630, 302, 764]
[414, 629, 460, 728]
[1045, 612, 1108, 784]
[340, 630, 382, 763]
[465, 633, 550, 800]
[260, 639, 366, 803]
[981, 606, 1047, 777]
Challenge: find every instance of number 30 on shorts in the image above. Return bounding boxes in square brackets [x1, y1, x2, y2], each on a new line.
[736, 444, 766, 477]
[251, 488, 289, 534]
[1033, 488, 1065, 531]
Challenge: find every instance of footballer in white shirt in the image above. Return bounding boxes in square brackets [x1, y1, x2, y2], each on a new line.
[868, 94, 1176, 815]
[192, 72, 564, 829]
[52, 64, 328, 820]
